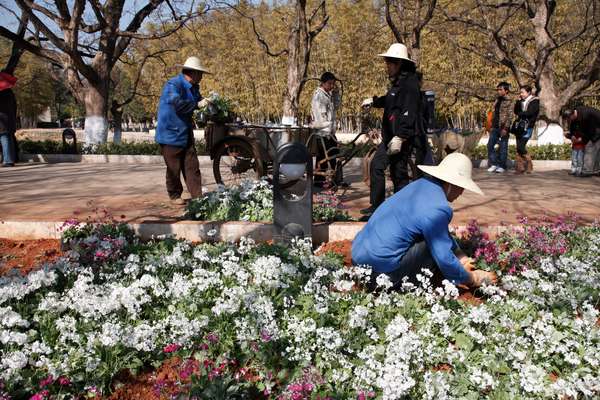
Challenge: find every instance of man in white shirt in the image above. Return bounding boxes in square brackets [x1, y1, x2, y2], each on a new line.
[310, 72, 348, 187]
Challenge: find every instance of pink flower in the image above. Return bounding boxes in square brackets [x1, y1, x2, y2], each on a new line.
[260, 329, 272, 342]
[39, 375, 53, 388]
[57, 376, 71, 386]
[206, 333, 219, 343]
[288, 383, 304, 392]
[29, 390, 49, 400]
[163, 343, 181, 353]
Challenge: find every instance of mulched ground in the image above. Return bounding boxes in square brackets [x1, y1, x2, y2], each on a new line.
[0, 238, 62, 276]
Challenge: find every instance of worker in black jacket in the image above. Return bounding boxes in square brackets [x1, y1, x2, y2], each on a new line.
[360, 43, 423, 218]
[563, 106, 600, 176]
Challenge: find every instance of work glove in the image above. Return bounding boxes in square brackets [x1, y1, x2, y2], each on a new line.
[469, 269, 498, 287]
[361, 97, 373, 108]
[387, 136, 404, 155]
[198, 98, 212, 108]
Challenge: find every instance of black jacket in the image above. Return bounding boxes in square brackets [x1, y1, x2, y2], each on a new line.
[372, 71, 422, 143]
[514, 97, 539, 126]
[573, 106, 600, 143]
[0, 88, 17, 134]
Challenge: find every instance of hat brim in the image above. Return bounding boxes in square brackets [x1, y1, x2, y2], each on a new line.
[417, 165, 484, 195]
[176, 64, 212, 74]
[377, 53, 415, 63]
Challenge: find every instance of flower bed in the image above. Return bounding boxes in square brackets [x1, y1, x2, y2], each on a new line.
[0, 216, 598, 399]
[185, 179, 351, 222]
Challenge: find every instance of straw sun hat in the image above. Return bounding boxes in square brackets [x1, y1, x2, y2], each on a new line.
[377, 43, 414, 63]
[417, 153, 484, 195]
[176, 56, 211, 74]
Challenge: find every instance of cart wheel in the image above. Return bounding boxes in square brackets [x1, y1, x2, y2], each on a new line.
[213, 138, 264, 185]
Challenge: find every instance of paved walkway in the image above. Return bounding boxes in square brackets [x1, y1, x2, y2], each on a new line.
[1, 162, 598, 226]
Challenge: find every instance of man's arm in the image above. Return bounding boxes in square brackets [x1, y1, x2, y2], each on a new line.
[163, 81, 197, 115]
[421, 210, 471, 285]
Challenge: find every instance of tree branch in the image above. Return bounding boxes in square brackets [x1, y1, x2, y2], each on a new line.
[0, 25, 61, 65]
[114, 49, 177, 108]
[385, 0, 404, 43]
[224, 3, 289, 57]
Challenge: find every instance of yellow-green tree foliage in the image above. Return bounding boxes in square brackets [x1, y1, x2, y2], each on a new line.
[0, 38, 56, 123]
[130, 0, 598, 124]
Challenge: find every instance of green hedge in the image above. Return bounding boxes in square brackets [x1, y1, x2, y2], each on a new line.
[471, 143, 572, 160]
[18, 139, 572, 160]
[18, 139, 207, 155]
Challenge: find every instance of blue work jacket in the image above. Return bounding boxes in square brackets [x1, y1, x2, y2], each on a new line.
[155, 74, 201, 147]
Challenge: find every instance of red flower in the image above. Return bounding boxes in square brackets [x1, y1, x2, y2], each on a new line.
[163, 343, 181, 353]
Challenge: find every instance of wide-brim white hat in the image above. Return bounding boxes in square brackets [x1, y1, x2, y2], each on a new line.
[417, 153, 484, 195]
[378, 43, 414, 63]
[176, 56, 211, 74]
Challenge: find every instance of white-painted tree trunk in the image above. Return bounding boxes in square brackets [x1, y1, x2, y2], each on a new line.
[83, 84, 109, 144]
[84, 116, 108, 144]
[535, 120, 564, 145]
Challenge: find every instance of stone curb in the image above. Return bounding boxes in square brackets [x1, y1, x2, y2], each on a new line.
[0, 220, 525, 244]
[19, 154, 366, 168]
[19, 153, 570, 170]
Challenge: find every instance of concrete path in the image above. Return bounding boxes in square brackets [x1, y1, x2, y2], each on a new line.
[1, 162, 598, 226]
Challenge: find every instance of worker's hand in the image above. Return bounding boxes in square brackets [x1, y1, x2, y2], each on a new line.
[459, 255, 476, 272]
[368, 129, 381, 142]
[361, 97, 373, 108]
[469, 269, 498, 287]
[198, 98, 212, 108]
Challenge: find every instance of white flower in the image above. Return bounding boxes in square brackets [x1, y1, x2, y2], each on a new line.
[469, 305, 492, 324]
[348, 305, 370, 329]
[385, 315, 411, 342]
[375, 274, 393, 289]
[519, 364, 546, 394]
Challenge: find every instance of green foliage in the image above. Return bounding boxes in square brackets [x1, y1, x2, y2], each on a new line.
[470, 143, 572, 160]
[19, 139, 207, 155]
[197, 92, 237, 124]
[185, 179, 351, 222]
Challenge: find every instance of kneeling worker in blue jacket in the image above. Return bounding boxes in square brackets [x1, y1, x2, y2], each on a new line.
[352, 153, 497, 290]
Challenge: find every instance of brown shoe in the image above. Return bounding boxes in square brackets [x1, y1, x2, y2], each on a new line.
[170, 197, 186, 205]
[514, 154, 525, 174]
[524, 154, 533, 173]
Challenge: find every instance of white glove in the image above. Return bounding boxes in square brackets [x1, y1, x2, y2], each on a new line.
[361, 97, 374, 107]
[198, 98, 212, 108]
[387, 136, 404, 155]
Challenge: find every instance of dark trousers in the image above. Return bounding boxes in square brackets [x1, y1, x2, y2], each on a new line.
[160, 144, 202, 199]
[487, 128, 508, 168]
[369, 240, 443, 291]
[314, 135, 343, 184]
[369, 136, 423, 209]
[515, 128, 532, 156]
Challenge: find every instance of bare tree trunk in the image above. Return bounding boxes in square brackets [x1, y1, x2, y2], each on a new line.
[282, 0, 310, 124]
[111, 103, 123, 144]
